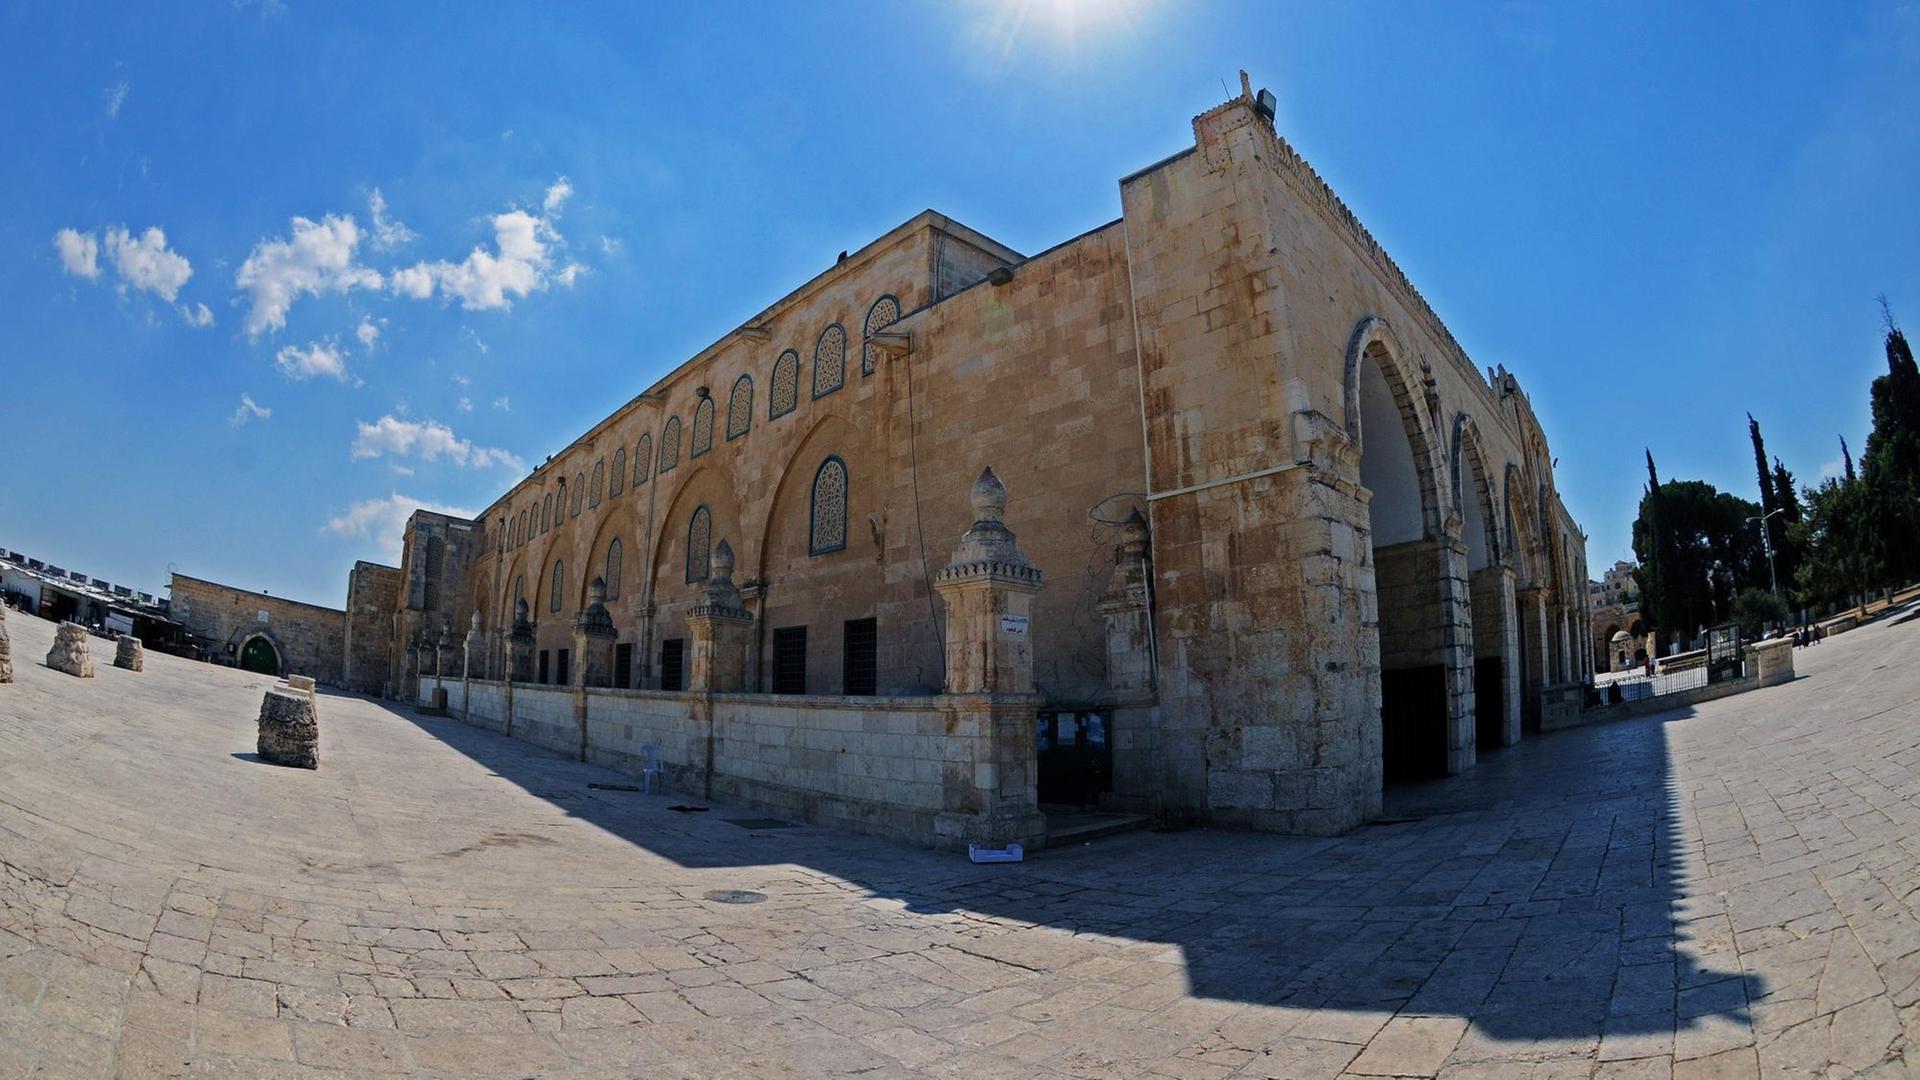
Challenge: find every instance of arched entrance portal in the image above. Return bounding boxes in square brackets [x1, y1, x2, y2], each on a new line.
[1356, 339, 1474, 783]
[239, 635, 282, 676]
[1457, 418, 1519, 753]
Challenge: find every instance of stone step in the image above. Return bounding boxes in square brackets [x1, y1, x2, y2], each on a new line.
[1043, 808, 1151, 847]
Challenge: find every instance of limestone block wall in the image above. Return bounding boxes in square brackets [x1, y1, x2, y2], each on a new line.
[430, 676, 1038, 849]
[344, 561, 400, 695]
[169, 573, 346, 685]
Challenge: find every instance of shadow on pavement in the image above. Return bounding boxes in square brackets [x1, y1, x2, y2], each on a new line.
[393, 695, 1764, 1045]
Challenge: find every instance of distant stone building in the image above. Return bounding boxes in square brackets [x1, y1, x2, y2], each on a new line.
[168, 573, 345, 684]
[1589, 560, 1649, 672]
[373, 81, 1591, 845]
[343, 561, 402, 695]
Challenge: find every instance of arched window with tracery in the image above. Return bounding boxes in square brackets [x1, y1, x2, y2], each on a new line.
[659, 417, 681, 473]
[556, 479, 567, 524]
[610, 448, 626, 498]
[810, 455, 849, 555]
[726, 375, 752, 440]
[685, 505, 711, 583]
[589, 459, 604, 507]
[570, 472, 585, 516]
[770, 350, 798, 419]
[812, 324, 846, 398]
[691, 397, 714, 457]
[634, 434, 651, 485]
[549, 560, 564, 613]
[541, 494, 551, 533]
[508, 514, 517, 550]
[862, 295, 900, 376]
[604, 538, 623, 601]
[496, 518, 505, 556]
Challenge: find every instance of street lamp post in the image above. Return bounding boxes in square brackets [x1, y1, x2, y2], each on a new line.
[1748, 506, 1786, 602]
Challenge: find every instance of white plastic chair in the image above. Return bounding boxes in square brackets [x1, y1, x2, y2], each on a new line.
[641, 744, 663, 795]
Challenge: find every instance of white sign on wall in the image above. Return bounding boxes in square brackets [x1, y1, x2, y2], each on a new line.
[999, 614, 1029, 637]
[256, 610, 270, 624]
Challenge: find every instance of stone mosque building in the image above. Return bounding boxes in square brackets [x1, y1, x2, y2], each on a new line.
[354, 80, 1592, 848]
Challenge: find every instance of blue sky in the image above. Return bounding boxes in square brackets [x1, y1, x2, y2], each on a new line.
[4, 2, 1916, 606]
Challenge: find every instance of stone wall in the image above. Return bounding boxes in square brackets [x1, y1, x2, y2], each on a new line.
[421, 676, 1040, 850]
[344, 561, 400, 695]
[168, 574, 345, 685]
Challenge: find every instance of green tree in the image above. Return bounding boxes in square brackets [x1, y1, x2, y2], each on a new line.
[1860, 321, 1920, 584]
[1770, 456, 1804, 600]
[1794, 467, 1881, 609]
[1632, 479, 1766, 637]
[1731, 587, 1787, 639]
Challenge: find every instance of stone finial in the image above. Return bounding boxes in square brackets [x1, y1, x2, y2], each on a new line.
[970, 467, 1007, 523]
[942, 467, 1038, 585]
[690, 538, 749, 621]
[575, 576, 616, 638]
[470, 610, 482, 632]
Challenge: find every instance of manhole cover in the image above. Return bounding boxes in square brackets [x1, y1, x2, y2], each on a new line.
[704, 889, 767, 905]
[725, 818, 797, 830]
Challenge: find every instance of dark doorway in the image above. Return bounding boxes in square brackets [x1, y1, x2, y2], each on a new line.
[659, 638, 685, 692]
[239, 636, 281, 676]
[556, 648, 571, 687]
[842, 618, 876, 696]
[1382, 665, 1448, 782]
[613, 643, 632, 689]
[1036, 710, 1111, 807]
[773, 627, 807, 694]
[1474, 656, 1504, 751]
[537, 650, 550, 685]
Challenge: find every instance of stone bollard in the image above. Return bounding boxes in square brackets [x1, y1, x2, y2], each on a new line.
[46, 622, 96, 678]
[257, 687, 319, 769]
[113, 637, 145, 672]
[0, 612, 12, 684]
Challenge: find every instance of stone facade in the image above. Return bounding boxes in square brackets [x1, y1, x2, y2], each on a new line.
[372, 81, 1592, 841]
[343, 561, 401, 695]
[169, 573, 346, 685]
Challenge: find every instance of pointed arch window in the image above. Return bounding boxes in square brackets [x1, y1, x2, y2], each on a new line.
[810, 455, 849, 555]
[691, 397, 715, 457]
[589, 459, 605, 507]
[610, 448, 626, 498]
[571, 472, 585, 516]
[685, 505, 712, 583]
[862, 295, 900, 376]
[541, 494, 551, 533]
[634, 434, 652, 485]
[549, 560, 564, 613]
[556, 479, 567, 525]
[497, 518, 505, 556]
[770, 350, 799, 419]
[726, 375, 753, 440]
[604, 538, 623, 601]
[659, 417, 681, 473]
[812, 324, 846, 398]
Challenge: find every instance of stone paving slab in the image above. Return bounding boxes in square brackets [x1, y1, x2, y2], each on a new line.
[0, 607, 1917, 1077]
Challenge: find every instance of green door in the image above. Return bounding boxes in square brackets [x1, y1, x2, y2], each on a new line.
[239, 637, 281, 676]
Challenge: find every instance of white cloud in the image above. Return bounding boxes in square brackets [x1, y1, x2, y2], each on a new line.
[598, 235, 621, 255]
[235, 214, 382, 339]
[388, 464, 413, 477]
[368, 188, 417, 252]
[451, 372, 471, 388]
[324, 492, 477, 559]
[104, 226, 193, 302]
[274, 340, 351, 382]
[180, 302, 215, 328]
[492, 396, 511, 412]
[462, 326, 488, 354]
[1820, 457, 1845, 480]
[104, 78, 128, 118]
[53, 229, 101, 280]
[390, 178, 582, 312]
[355, 315, 381, 351]
[457, 396, 472, 413]
[350, 414, 523, 470]
[229, 393, 271, 425]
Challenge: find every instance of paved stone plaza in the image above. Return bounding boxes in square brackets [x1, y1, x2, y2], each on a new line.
[1, 609, 1916, 1078]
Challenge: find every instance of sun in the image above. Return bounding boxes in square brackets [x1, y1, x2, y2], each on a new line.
[967, 0, 1154, 59]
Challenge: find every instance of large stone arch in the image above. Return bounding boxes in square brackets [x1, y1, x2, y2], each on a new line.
[1349, 315, 1475, 782]
[750, 411, 885, 694]
[1504, 462, 1551, 731]
[1453, 412, 1522, 750]
[575, 497, 645, 609]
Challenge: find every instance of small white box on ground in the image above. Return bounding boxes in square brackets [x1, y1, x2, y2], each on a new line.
[968, 843, 1023, 864]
